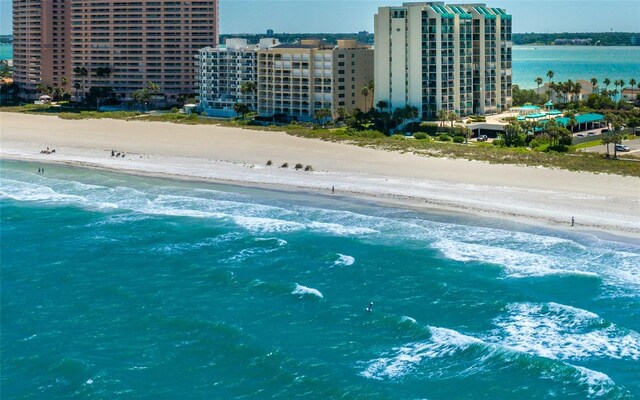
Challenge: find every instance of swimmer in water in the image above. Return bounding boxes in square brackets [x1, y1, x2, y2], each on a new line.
[366, 302, 373, 312]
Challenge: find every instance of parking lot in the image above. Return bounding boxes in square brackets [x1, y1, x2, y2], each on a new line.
[580, 138, 640, 155]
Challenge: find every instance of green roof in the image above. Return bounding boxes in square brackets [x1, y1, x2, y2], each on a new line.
[556, 113, 604, 126]
[525, 113, 547, 119]
[430, 4, 454, 18]
[544, 101, 554, 106]
[449, 5, 472, 19]
[520, 105, 541, 110]
[475, 6, 496, 19]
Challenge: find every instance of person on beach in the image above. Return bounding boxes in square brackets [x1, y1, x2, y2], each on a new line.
[332, 186, 335, 194]
[571, 216, 575, 227]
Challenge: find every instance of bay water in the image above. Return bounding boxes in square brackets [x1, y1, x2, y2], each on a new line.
[1, 159, 639, 398]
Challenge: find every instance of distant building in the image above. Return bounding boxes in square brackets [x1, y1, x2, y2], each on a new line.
[267, 29, 275, 36]
[256, 39, 374, 121]
[554, 38, 593, 46]
[535, 79, 594, 103]
[198, 38, 280, 117]
[621, 87, 640, 102]
[374, 2, 513, 119]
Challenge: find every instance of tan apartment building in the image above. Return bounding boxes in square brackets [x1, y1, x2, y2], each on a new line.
[13, 0, 218, 101]
[13, 0, 72, 97]
[256, 40, 373, 121]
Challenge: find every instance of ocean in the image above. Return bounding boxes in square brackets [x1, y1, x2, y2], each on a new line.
[512, 46, 640, 90]
[1, 159, 639, 399]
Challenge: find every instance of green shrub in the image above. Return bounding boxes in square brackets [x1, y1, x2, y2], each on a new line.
[266, 160, 272, 166]
[281, 162, 288, 168]
[452, 136, 465, 143]
[413, 132, 428, 140]
[304, 165, 313, 171]
[492, 139, 506, 147]
[438, 134, 452, 142]
[418, 122, 439, 135]
[343, 128, 386, 138]
[295, 163, 304, 170]
[547, 144, 570, 153]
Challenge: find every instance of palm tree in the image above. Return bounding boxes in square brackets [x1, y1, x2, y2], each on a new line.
[376, 100, 388, 113]
[603, 78, 611, 92]
[572, 81, 582, 103]
[240, 81, 256, 108]
[630, 78, 637, 91]
[366, 80, 375, 110]
[619, 79, 625, 91]
[535, 77, 543, 95]
[545, 70, 554, 98]
[447, 110, 457, 131]
[590, 77, 598, 93]
[360, 86, 369, 111]
[613, 80, 620, 94]
[437, 109, 448, 129]
[314, 108, 332, 125]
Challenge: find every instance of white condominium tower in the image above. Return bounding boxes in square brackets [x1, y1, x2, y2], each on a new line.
[198, 38, 280, 117]
[374, 2, 512, 119]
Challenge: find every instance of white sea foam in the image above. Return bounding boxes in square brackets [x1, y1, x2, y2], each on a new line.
[333, 254, 355, 267]
[307, 221, 378, 236]
[572, 365, 616, 398]
[433, 239, 599, 279]
[255, 237, 288, 247]
[485, 302, 640, 360]
[361, 326, 481, 380]
[291, 284, 323, 299]
[233, 215, 306, 234]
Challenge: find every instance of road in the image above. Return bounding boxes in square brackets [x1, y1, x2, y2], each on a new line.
[580, 138, 640, 156]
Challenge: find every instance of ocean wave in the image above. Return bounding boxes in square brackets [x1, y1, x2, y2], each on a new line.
[485, 302, 640, 361]
[291, 284, 323, 299]
[361, 326, 482, 380]
[255, 237, 288, 247]
[360, 324, 626, 398]
[307, 221, 379, 236]
[333, 254, 355, 267]
[433, 239, 600, 279]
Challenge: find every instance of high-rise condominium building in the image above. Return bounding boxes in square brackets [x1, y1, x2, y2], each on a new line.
[13, 0, 72, 96]
[198, 38, 280, 117]
[374, 2, 512, 118]
[257, 40, 374, 122]
[12, 0, 218, 100]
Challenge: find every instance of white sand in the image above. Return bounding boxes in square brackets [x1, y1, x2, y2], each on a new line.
[2, 112, 639, 239]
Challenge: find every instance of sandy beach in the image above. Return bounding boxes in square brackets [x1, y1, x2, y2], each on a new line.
[1, 112, 639, 238]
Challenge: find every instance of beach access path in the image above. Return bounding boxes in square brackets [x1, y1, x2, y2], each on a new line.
[1, 112, 639, 239]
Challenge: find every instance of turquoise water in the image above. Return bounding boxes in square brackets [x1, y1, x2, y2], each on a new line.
[2, 159, 639, 399]
[0, 44, 11, 60]
[513, 46, 640, 89]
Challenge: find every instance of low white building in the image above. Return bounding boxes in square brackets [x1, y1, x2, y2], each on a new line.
[197, 38, 280, 117]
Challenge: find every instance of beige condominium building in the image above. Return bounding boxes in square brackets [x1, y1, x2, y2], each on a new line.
[13, 0, 72, 97]
[374, 2, 512, 119]
[256, 39, 374, 122]
[13, 0, 218, 101]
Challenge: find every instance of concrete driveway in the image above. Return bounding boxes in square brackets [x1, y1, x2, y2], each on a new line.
[580, 138, 640, 156]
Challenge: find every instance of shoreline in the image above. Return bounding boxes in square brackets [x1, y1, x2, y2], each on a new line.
[4, 154, 639, 246]
[1, 112, 639, 241]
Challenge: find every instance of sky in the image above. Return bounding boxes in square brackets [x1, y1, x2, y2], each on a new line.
[1, 0, 639, 35]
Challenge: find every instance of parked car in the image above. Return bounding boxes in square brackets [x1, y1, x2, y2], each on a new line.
[477, 135, 488, 142]
[587, 132, 597, 136]
[615, 144, 630, 152]
[601, 129, 610, 133]
[576, 133, 586, 138]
